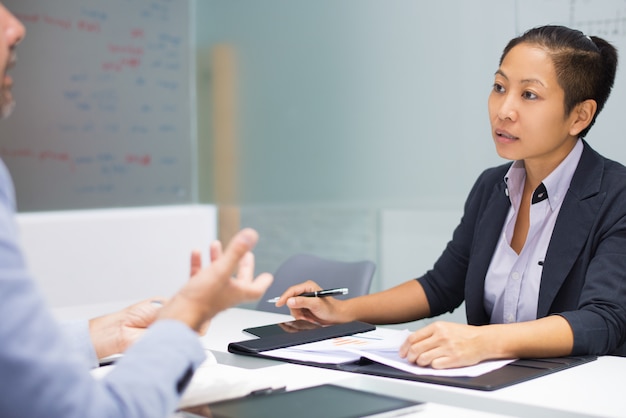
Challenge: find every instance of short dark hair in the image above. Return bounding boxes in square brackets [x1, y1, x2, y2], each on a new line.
[500, 25, 618, 138]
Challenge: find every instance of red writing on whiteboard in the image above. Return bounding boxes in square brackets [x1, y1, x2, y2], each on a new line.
[2, 148, 155, 171]
[0, 147, 36, 158]
[15, 13, 139, 38]
[77, 19, 101, 33]
[125, 154, 151, 166]
[102, 57, 141, 72]
[0, 147, 76, 172]
[108, 44, 144, 55]
[123, 57, 141, 68]
[43, 14, 72, 30]
[14, 13, 39, 24]
[39, 150, 71, 163]
[131, 28, 144, 39]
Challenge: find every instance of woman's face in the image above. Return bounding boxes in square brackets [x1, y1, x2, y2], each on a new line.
[488, 43, 581, 168]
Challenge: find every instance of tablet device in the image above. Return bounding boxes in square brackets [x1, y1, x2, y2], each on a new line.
[179, 384, 424, 418]
[243, 319, 323, 338]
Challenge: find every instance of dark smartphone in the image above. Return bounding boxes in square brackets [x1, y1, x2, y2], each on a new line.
[243, 319, 323, 338]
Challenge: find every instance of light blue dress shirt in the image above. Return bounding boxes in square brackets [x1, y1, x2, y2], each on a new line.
[59, 319, 100, 369]
[0, 160, 206, 417]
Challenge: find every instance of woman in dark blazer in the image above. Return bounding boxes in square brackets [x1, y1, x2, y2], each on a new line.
[276, 25, 626, 369]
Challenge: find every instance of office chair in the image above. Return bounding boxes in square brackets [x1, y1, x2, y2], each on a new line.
[256, 253, 376, 315]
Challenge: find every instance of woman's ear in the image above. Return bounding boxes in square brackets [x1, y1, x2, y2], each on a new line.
[569, 99, 597, 136]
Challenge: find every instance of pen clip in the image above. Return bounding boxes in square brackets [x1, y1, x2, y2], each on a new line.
[247, 386, 287, 397]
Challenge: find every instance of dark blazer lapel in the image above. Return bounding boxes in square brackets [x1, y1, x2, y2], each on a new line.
[465, 179, 510, 324]
[537, 143, 605, 317]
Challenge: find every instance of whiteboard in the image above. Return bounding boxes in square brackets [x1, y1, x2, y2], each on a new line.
[0, 0, 195, 211]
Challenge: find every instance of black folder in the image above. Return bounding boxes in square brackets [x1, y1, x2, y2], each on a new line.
[229, 321, 376, 353]
[228, 322, 597, 391]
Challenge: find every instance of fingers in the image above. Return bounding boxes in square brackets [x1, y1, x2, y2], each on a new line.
[400, 328, 441, 367]
[135, 297, 168, 319]
[273, 281, 340, 325]
[293, 307, 325, 324]
[286, 297, 334, 325]
[212, 228, 259, 279]
[190, 250, 202, 277]
[210, 240, 222, 263]
[190, 240, 222, 278]
[236, 251, 255, 282]
[243, 272, 274, 299]
[274, 280, 321, 307]
[398, 322, 480, 369]
[161, 229, 271, 332]
[399, 327, 431, 358]
[285, 292, 321, 311]
[229, 241, 273, 300]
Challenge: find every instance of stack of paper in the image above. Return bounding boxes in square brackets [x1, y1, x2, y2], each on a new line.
[178, 362, 284, 408]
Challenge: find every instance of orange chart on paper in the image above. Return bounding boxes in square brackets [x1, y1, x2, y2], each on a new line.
[332, 337, 370, 347]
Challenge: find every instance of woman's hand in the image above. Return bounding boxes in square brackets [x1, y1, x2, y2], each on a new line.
[399, 315, 575, 369]
[274, 280, 350, 325]
[399, 321, 487, 369]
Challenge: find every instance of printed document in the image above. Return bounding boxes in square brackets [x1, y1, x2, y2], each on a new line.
[262, 328, 514, 377]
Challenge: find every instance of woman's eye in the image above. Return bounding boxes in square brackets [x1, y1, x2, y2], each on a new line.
[522, 91, 538, 100]
[493, 83, 505, 93]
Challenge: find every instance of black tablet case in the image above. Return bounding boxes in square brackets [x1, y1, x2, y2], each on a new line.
[228, 322, 596, 391]
[180, 384, 424, 418]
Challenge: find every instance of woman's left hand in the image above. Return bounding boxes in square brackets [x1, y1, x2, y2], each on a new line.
[399, 321, 487, 369]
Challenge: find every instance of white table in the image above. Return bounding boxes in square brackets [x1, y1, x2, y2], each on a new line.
[200, 307, 624, 418]
[55, 303, 621, 417]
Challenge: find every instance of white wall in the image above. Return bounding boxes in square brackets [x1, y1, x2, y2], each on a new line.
[380, 209, 467, 329]
[16, 205, 217, 309]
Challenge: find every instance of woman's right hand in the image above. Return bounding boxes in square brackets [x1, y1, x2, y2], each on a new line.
[274, 280, 350, 325]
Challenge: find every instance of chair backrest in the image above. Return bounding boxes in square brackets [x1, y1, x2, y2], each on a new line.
[256, 253, 376, 314]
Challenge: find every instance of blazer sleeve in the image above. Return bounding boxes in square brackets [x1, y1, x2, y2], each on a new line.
[556, 163, 626, 356]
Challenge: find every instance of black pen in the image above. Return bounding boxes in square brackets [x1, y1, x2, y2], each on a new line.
[267, 287, 349, 303]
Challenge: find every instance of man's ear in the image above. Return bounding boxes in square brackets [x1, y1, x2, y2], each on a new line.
[569, 99, 597, 136]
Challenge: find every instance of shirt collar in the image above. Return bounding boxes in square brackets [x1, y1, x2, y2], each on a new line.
[503, 139, 584, 210]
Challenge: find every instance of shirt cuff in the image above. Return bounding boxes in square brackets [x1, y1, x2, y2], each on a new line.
[59, 319, 100, 369]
